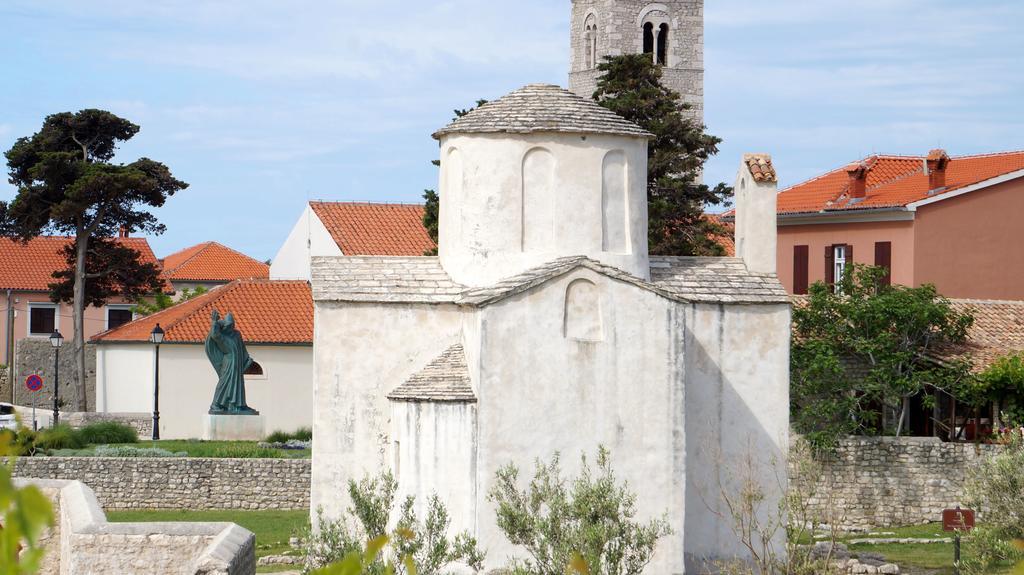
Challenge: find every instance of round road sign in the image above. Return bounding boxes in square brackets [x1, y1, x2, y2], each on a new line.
[25, 374, 43, 392]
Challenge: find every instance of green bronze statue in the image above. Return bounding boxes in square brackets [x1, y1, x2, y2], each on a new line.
[205, 310, 259, 415]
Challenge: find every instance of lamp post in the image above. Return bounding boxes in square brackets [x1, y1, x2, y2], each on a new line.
[150, 323, 164, 440]
[49, 330, 63, 426]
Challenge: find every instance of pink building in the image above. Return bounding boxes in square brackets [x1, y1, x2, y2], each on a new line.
[773, 149, 1024, 298]
[1, 236, 159, 375]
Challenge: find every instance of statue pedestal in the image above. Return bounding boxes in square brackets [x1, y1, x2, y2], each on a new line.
[203, 414, 265, 441]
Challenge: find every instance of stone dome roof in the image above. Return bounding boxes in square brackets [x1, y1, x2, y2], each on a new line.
[432, 83, 653, 140]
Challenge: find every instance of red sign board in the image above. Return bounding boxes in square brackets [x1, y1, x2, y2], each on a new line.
[24, 374, 43, 392]
[943, 508, 975, 532]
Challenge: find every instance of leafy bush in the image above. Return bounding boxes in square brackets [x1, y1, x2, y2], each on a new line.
[303, 471, 484, 575]
[1, 429, 55, 574]
[266, 427, 313, 443]
[92, 445, 186, 458]
[211, 443, 279, 458]
[961, 438, 1024, 574]
[75, 421, 138, 444]
[488, 446, 672, 575]
[34, 425, 84, 450]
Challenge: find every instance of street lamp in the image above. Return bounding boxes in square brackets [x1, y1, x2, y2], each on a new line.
[150, 323, 164, 440]
[49, 330, 63, 427]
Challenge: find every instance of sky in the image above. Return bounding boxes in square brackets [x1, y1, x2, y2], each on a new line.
[1, 0, 1022, 261]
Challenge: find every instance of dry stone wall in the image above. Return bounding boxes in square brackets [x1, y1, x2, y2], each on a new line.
[797, 436, 1002, 530]
[15, 457, 310, 510]
[14, 338, 96, 410]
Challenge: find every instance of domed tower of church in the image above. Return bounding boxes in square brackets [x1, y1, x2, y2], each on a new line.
[569, 0, 704, 121]
[432, 84, 654, 287]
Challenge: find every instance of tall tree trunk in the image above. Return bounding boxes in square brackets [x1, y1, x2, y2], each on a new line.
[72, 234, 89, 411]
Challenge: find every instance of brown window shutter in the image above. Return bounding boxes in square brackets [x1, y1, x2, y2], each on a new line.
[793, 245, 809, 295]
[825, 245, 835, 285]
[875, 241, 892, 286]
[846, 244, 854, 265]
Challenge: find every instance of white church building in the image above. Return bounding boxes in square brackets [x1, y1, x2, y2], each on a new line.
[310, 84, 791, 573]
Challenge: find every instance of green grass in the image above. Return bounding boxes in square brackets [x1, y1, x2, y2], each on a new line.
[53, 439, 310, 459]
[107, 509, 308, 572]
[801, 523, 1017, 575]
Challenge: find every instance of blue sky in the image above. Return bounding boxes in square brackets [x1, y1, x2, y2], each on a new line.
[1, 1, 1022, 261]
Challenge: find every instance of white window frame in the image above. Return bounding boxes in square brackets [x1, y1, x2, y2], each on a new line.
[27, 302, 59, 337]
[833, 245, 847, 292]
[105, 304, 136, 330]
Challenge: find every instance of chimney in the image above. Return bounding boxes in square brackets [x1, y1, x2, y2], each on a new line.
[846, 162, 869, 199]
[734, 153, 778, 275]
[118, 226, 130, 238]
[926, 149, 950, 192]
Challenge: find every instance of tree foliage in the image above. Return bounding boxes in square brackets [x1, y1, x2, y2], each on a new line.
[488, 447, 672, 575]
[962, 352, 1024, 428]
[48, 237, 163, 307]
[2, 110, 186, 409]
[961, 438, 1024, 574]
[303, 471, 484, 575]
[593, 54, 731, 256]
[133, 286, 208, 317]
[1, 428, 55, 575]
[791, 265, 974, 449]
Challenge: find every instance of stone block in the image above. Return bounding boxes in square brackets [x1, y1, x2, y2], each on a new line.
[203, 414, 265, 441]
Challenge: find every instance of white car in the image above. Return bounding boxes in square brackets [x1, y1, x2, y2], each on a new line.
[0, 402, 16, 431]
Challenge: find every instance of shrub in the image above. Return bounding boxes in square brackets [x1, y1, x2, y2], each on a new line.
[1, 429, 55, 574]
[211, 443, 279, 458]
[303, 471, 484, 575]
[266, 429, 292, 444]
[488, 446, 672, 575]
[266, 427, 313, 443]
[75, 421, 138, 444]
[961, 438, 1024, 574]
[34, 425, 84, 450]
[93, 445, 187, 458]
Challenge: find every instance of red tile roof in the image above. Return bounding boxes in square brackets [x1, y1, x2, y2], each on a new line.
[704, 214, 735, 256]
[0, 236, 159, 291]
[777, 150, 1024, 215]
[938, 300, 1024, 372]
[92, 280, 312, 344]
[161, 242, 269, 282]
[310, 202, 436, 256]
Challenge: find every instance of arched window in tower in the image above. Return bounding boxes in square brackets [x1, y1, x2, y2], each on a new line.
[642, 22, 655, 59]
[522, 147, 555, 251]
[657, 23, 669, 65]
[602, 150, 629, 254]
[583, 14, 598, 70]
[564, 279, 603, 341]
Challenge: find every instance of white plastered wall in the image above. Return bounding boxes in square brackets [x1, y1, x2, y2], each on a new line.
[473, 269, 687, 574]
[438, 132, 650, 286]
[310, 301, 468, 522]
[95, 343, 313, 439]
[271, 204, 343, 280]
[682, 302, 791, 570]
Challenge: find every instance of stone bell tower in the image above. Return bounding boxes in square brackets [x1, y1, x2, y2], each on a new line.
[569, 0, 704, 121]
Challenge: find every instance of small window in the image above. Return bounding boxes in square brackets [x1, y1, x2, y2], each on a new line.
[833, 245, 847, 292]
[642, 22, 655, 57]
[106, 305, 135, 330]
[28, 304, 57, 336]
[244, 361, 264, 376]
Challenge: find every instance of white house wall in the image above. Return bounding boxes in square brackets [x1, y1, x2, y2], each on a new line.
[271, 205, 342, 280]
[474, 269, 687, 574]
[311, 301, 467, 522]
[682, 302, 791, 570]
[95, 343, 313, 439]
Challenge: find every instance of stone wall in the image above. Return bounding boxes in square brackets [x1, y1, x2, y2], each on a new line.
[14, 338, 96, 411]
[16, 457, 310, 510]
[797, 436, 1002, 530]
[63, 411, 154, 437]
[20, 478, 256, 575]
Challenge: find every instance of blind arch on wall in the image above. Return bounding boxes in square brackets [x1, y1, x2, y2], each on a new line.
[522, 147, 556, 251]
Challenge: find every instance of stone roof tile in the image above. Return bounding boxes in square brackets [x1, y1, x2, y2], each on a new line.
[648, 257, 791, 304]
[432, 84, 653, 140]
[387, 343, 476, 403]
[311, 257, 465, 303]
